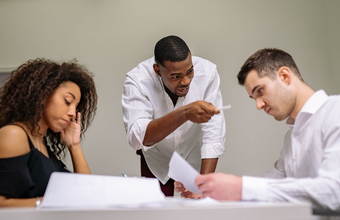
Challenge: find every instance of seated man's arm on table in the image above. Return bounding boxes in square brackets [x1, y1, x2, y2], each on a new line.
[196, 137, 340, 212]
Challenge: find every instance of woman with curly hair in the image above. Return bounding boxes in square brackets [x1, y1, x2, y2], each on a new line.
[0, 58, 97, 207]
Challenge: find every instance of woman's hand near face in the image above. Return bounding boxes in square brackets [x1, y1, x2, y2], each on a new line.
[60, 112, 81, 148]
[60, 112, 90, 174]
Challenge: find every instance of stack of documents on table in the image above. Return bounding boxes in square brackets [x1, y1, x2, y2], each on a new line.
[40, 172, 165, 208]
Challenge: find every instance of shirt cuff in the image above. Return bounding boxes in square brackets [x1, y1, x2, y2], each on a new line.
[242, 176, 268, 201]
[129, 119, 155, 151]
[201, 143, 225, 158]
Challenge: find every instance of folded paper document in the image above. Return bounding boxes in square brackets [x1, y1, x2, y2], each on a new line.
[168, 151, 201, 195]
[40, 172, 165, 208]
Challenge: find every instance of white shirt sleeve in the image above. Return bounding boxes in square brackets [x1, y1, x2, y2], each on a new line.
[200, 68, 226, 158]
[263, 127, 340, 210]
[242, 131, 340, 211]
[265, 120, 340, 210]
[122, 76, 155, 151]
[243, 174, 340, 211]
[242, 176, 268, 201]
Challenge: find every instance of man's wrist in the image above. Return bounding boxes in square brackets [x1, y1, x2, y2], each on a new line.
[68, 143, 82, 151]
[200, 158, 218, 174]
[242, 176, 268, 201]
[178, 105, 190, 122]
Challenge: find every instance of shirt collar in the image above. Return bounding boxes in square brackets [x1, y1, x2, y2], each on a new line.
[299, 90, 329, 115]
[286, 90, 329, 128]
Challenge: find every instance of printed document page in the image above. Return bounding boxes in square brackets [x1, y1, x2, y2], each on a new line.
[40, 172, 165, 208]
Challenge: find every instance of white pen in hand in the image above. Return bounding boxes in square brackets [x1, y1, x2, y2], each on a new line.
[218, 105, 233, 111]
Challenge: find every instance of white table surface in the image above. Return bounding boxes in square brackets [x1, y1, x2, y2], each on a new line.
[0, 198, 312, 220]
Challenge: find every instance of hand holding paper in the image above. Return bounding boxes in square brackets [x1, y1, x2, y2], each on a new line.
[168, 151, 201, 195]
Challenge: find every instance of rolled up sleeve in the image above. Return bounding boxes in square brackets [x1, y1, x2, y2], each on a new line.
[200, 68, 226, 158]
[129, 119, 155, 151]
[201, 142, 225, 158]
[122, 76, 155, 151]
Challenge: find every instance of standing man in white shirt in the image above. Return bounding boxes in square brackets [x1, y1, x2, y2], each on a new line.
[122, 35, 226, 197]
[193, 48, 340, 215]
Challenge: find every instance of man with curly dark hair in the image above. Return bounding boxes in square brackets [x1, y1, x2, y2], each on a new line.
[0, 58, 98, 207]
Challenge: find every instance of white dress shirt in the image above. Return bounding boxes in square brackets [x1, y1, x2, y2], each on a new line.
[242, 90, 340, 216]
[122, 56, 226, 184]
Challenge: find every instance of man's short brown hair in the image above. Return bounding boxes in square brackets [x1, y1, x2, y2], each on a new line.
[237, 48, 303, 85]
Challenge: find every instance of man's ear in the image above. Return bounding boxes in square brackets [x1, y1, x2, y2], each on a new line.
[278, 67, 291, 85]
[153, 63, 161, 76]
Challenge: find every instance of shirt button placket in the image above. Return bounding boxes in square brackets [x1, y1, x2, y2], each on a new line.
[175, 133, 179, 151]
[292, 136, 297, 175]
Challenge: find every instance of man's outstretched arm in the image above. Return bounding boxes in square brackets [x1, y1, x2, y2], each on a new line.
[143, 101, 219, 146]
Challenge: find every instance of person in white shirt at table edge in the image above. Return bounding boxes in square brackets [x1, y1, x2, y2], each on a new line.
[122, 35, 226, 198]
[189, 48, 340, 214]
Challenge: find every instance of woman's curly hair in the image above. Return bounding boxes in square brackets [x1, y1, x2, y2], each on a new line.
[0, 58, 98, 159]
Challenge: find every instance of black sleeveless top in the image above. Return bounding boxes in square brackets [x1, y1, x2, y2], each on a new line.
[0, 125, 69, 198]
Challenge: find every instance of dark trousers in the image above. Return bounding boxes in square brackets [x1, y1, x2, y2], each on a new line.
[136, 150, 174, 196]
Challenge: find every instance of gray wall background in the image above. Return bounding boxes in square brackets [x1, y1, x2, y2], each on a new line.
[1, 0, 339, 178]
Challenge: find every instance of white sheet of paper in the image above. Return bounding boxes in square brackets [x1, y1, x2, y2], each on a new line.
[40, 172, 165, 208]
[167, 151, 201, 194]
